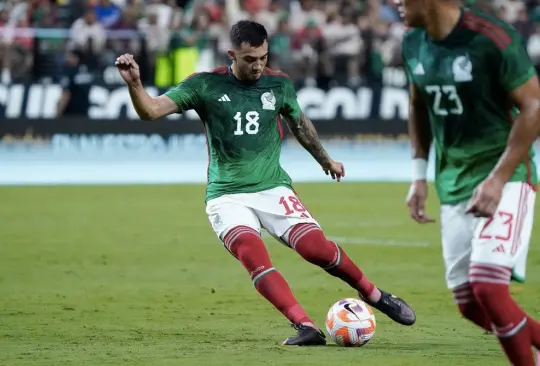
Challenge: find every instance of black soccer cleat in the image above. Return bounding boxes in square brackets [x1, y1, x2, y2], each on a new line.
[282, 324, 327, 346]
[361, 289, 416, 326]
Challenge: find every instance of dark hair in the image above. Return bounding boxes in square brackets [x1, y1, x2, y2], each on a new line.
[230, 20, 268, 48]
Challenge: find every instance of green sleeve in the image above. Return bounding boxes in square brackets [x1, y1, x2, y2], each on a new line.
[401, 46, 412, 81]
[279, 77, 302, 121]
[164, 73, 203, 113]
[498, 33, 536, 93]
[401, 35, 418, 87]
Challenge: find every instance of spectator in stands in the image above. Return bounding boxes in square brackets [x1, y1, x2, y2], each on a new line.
[0, 8, 33, 83]
[111, 9, 140, 47]
[145, 0, 177, 28]
[2, 0, 539, 89]
[141, 11, 170, 76]
[208, 7, 230, 65]
[289, 0, 326, 32]
[236, 0, 278, 35]
[29, 0, 59, 28]
[0, 8, 11, 83]
[380, 20, 405, 67]
[292, 18, 324, 86]
[361, 18, 387, 83]
[183, 4, 213, 71]
[94, 0, 122, 29]
[2, 0, 27, 27]
[499, 0, 525, 22]
[268, 15, 292, 74]
[69, 7, 106, 70]
[378, 0, 400, 21]
[322, 8, 362, 86]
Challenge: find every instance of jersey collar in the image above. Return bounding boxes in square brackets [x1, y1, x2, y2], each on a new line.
[228, 66, 260, 87]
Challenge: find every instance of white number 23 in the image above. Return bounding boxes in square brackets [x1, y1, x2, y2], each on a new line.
[425, 85, 463, 116]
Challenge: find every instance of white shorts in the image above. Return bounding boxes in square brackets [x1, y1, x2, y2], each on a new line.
[206, 186, 320, 245]
[441, 182, 536, 289]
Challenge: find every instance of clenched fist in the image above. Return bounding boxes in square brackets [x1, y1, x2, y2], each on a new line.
[115, 53, 141, 86]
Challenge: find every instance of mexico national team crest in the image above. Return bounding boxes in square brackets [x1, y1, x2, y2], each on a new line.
[452, 55, 473, 82]
[261, 91, 276, 110]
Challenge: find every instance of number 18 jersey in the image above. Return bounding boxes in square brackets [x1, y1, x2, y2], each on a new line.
[402, 8, 538, 204]
[165, 66, 301, 202]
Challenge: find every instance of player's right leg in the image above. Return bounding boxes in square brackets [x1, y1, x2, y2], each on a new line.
[253, 186, 415, 326]
[282, 223, 416, 326]
[206, 195, 325, 346]
[468, 182, 538, 365]
[440, 203, 492, 331]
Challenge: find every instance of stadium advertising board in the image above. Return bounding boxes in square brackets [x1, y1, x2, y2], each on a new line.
[0, 83, 410, 149]
[0, 83, 409, 123]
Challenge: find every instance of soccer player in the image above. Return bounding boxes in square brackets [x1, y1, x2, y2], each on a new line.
[115, 20, 416, 346]
[400, 1, 540, 364]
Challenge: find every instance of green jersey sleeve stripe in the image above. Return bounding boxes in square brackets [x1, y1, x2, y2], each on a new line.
[505, 67, 536, 92]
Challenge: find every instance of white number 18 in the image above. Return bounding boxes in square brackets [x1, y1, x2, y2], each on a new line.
[234, 111, 260, 135]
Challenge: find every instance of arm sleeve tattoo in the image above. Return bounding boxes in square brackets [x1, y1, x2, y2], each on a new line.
[283, 113, 331, 166]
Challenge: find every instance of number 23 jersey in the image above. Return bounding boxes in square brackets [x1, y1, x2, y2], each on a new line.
[165, 66, 301, 202]
[402, 8, 538, 205]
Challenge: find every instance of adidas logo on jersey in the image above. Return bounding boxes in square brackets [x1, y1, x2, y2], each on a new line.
[492, 244, 506, 253]
[218, 94, 231, 102]
[413, 63, 425, 75]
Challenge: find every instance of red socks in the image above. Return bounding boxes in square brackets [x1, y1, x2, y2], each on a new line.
[288, 223, 379, 302]
[453, 283, 491, 331]
[528, 317, 540, 349]
[223, 226, 315, 327]
[456, 271, 540, 365]
[467, 264, 536, 365]
[454, 283, 540, 349]
[223, 223, 381, 327]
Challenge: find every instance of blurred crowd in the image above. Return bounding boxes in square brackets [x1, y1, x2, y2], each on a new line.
[1, 0, 540, 89]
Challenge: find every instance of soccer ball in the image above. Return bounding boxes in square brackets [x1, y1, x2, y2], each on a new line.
[325, 298, 376, 347]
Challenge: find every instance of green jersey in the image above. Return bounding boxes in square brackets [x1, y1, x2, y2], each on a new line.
[402, 8, 538, 204]
[165, 66, 301, 202]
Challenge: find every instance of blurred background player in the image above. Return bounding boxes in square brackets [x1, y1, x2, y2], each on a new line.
[400, 0, 540, 364]
[116, 19, 416, 346]
[56, 49, 94, 118]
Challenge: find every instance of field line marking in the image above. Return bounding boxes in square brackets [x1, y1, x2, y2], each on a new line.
[261, 231, 429, 247]
[326, 236, 430, 247]
[330, 220, 405, 228]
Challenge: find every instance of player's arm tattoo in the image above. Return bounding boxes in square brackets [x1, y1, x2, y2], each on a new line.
[408, 84, 432, 160]
[491, 76, 540, 183]
[284, 113, 332, 166]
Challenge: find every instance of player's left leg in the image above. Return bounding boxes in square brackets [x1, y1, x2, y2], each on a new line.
[469, 182, 539, 365]
[254, 186, 416, 327]
[207, 195, 325, 346]
[440, 203, 492, 331]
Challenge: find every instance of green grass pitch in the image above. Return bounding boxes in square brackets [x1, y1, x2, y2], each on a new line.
[1, 182, 539, 365]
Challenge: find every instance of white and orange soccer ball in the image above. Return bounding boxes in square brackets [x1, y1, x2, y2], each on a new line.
[325, 298, 376, 347]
